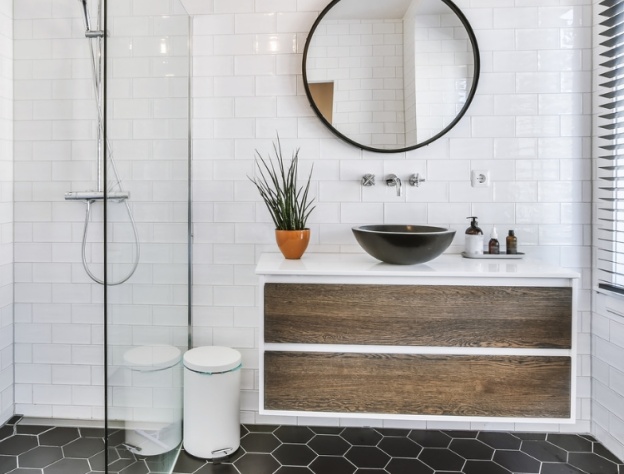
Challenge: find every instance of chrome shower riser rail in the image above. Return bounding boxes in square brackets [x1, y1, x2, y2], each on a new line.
[65, 191, 129, 202]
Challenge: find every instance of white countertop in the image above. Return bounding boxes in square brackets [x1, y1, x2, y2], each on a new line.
[256, 253, 580, 279]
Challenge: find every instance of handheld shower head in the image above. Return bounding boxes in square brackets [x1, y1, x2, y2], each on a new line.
[79, 0, 92, 32]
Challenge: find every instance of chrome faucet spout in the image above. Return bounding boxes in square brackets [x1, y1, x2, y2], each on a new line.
[386, 174, 402, 196]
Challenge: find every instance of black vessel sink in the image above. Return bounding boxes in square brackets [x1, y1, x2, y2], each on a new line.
[352, 225, 456, 265]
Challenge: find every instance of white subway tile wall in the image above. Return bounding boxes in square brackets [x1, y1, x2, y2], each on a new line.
[190, 0, 593, 434]
[0, 0, 13, 425]
[10, 0, 600, 446]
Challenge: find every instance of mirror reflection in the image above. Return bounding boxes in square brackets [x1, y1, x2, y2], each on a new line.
[303, 0, 479, 152]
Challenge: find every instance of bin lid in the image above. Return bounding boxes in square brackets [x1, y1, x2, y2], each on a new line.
[123, 345, 182, 371]
[183, 346, 242, 373]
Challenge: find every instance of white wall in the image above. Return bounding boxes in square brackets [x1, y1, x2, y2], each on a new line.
[190, 0, 593, 433]
[0, 0, 13, 425]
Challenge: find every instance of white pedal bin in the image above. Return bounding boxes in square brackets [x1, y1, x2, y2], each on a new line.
[122, 345, 183, 456]
[183, 346, 242, 459]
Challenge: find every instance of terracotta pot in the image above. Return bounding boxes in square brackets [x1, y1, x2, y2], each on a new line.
[275, 229, 310, 259]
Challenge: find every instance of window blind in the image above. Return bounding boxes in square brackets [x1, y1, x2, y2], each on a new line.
[597, 0, 624, 295]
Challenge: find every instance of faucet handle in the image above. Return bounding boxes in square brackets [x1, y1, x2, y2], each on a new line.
[361, 174, 375, 187]
[409, 173, 426, 187]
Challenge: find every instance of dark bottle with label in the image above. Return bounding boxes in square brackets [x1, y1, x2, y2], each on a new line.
[506, 230, 518, 255]
[488, 227, 500, 255]
[465, 217, 484, 255]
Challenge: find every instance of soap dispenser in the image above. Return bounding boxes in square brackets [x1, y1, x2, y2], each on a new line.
[465, 217, 484, 255]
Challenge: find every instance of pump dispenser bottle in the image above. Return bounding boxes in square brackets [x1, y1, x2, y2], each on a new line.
[465, 217, 484, 255]
[488, 227, 500, 254]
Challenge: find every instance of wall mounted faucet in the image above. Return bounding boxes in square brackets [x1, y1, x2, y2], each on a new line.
[385, 174, 402, 196]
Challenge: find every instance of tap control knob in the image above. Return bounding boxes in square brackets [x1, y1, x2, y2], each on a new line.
[409, 173, 426, 187]
[361, 174, 375, 187]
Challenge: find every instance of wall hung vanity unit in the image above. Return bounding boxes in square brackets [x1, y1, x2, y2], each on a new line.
[256, 253, 579, 423]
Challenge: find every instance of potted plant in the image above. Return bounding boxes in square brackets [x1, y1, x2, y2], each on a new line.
[249, 136, 315, 259]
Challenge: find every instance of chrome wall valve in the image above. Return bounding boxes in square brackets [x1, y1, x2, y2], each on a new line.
[409, 173, 426, 187]
[361, 174, 375, 186]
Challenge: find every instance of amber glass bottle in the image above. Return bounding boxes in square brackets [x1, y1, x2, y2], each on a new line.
[506, 230, 517, 254]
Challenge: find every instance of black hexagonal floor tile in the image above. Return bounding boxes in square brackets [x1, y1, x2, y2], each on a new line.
[273, 443, 316, 466]
[39, 427, 80, 447]
[493, 449, 540, 473]
[171, 449, 207, 473]
[0, 426, 13, 442]
[16, 425, 52, 435]
[309, 456, 356, 474]
[378, 436, 421, 458]
[309, 426, 343, 435]
[345, 446, 390, 469]
[540, 462, 586, 474]
[274, 426, 315, 444]
[464, 459, 512, 474]
[375, 428, 410, 437]
[515, 432, 548, 441]
[234, 453, 280, 474]
[521, 439, 568, 462]
[108, 458, 139, 473]
[18, 446, 63, 468]
[0, 435, 38, 455]
[79, 427, 105, 438]
[341, 428, 382, 447]
[194, 462, 240, 474]
[63, 437, 105, 458]
[386, 457, 434, 474]
[596, 444, 624, 464]
[419, 447, 465, 471]
[443, 430, 479, 438]
[477, 432, 522, 450]
[548, 434, 593, 453]
[43, 457, 91, 474]
[408, 430, 451, 448]
[569, 451, 620, 474]
[115, 460, 149, 474]
[0, 455, 17, 473]
[88, 449, 108, 472]
[308, 435, 351, 456]
[1, 420, 623, 474]
[275, 467, 313, 474]
[240, 432, 281, 453]
[244, 425, 277, 433]
[450, 438, 494, 460]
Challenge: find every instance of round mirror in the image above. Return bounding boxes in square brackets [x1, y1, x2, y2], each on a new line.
[303, 0, 480, 153]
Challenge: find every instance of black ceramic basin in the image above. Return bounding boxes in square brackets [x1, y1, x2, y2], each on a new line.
[352, 225, 456, 265]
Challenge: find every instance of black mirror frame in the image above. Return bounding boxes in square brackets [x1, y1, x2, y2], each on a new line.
[302, 0, 480, 154]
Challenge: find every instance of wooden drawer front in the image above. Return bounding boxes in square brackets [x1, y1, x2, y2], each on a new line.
[264, 351, 571, 418]
[264, 284, 572, 348]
